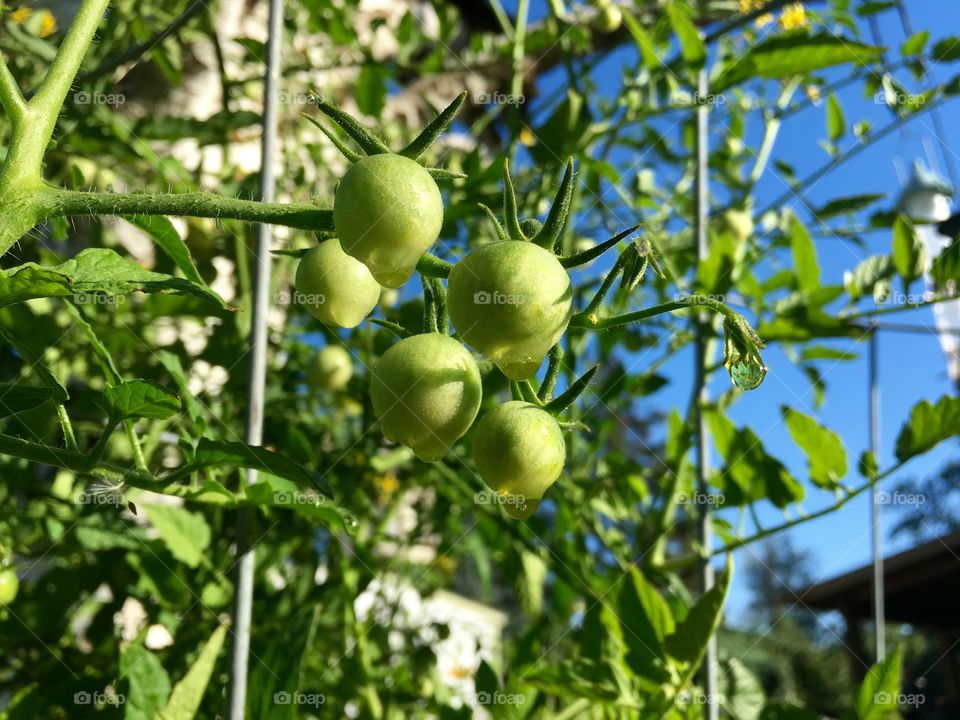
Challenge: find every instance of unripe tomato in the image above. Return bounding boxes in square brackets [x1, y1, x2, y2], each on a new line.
[447, 241, 572, 380]
[308, 345, 353, 391]
[294, 240, 381, 328]
[0, 568, 18, 604]
[370, 333, 482, 462]
[333, 154, 444, 288]
[473, 401, 566, 520]
[594, 4, 622, 33]
[720, 209, 754, 244]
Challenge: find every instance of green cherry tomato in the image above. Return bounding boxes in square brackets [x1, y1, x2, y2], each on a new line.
[0, 568, 18, 604]
[447, 241, 573, 380]
[593, 3, 622, 33]
[333, 154, 444, 288]
[294, 239, 381, 328]
[308, 345, 353, 391]
[473, 401, 566, 520]
[370, 333, 482, 462]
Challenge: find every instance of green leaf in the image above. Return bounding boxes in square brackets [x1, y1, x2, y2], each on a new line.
[0, 385, 54, 418]
[664, 558, 732, 665]
[622, 11, 659, 70]
[800, 346, 857, 361]
[790, 216, 820, 292]
[930, 238, 959, 290]
[125, 216, 207, 287]
[158, 624, 227, 720]
[895, 395, 960, 463]
[355, 63, 388, 117]
[121, 644, 171, 720]
[845, 255, 894, 300]
[715, 34, 883, 91]
[826, 93, 846, 142]
[520, 551, 548, 615]
[814, 193, 885, 218]
[854, 644, 902, 720]
[900, 30, 929, 57]
[105, 380, 181, 421]
[720, 657, 765, 720]
[665, 1, 705, 69]
[932, 37, 960, 62]
[759, 703, 818, 720]
[186, 438, 335, 499]
[892, 215, 926, 283]
[782, 407, 847, 488]
[0, 248, 228, 309]
[144, 505, 211, 569]
[247, 609, 318, 720]
[619, 568, 675, 670]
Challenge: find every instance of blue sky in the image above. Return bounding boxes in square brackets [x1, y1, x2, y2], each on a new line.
[499, 1, 960, 624]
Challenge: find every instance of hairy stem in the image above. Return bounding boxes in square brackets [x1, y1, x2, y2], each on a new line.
[0, 55, 26, 125]
[44, 187, 334, 231]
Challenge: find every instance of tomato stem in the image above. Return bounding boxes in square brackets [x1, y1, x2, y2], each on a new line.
[42, 187, 335, 231]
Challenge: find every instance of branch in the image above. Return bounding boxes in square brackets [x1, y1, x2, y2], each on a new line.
[571, 294, 737, 330]
[0, 54, 26, 125]
[26, 0, 113, 178]
[43, 188, 334, 231]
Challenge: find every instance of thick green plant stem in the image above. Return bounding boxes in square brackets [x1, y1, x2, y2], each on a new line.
[6, 0, 112, 184]
[44, 188, 335, 232]
[0, 58, 26, 124]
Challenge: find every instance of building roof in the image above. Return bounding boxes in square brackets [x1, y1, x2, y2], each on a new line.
[801, 529, 960, 628]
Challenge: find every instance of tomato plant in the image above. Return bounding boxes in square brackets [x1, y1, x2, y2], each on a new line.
[1, 1, 958, 718]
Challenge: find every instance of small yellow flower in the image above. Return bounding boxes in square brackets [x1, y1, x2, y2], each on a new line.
[805, 85, 821, 104]
[10, 7, 32, 23]
[779, 3, 807, 31]
[519, 126, 536, 147]
[755, 12, 774, 28]
[739, 0, 765, 11]
[37, 9, 57, 37]
[371, 471, 399, 496]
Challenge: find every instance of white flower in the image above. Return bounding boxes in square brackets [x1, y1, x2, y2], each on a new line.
[187, 360, 229, 397]
[145, 624, 174, 650]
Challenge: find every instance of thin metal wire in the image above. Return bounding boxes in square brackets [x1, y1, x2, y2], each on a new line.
[228, 0, 284, 716]
[694, 66, 719, 720]
[868, 325, 886, 663]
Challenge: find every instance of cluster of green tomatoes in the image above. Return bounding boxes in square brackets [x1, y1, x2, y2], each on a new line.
[291, 96, 598, 519]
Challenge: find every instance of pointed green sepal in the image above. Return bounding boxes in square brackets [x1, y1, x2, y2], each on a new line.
[400, 92, 468, 160]
[311, 94, 390, 156]
[532, 158, 575, 250]
[301, 113, 362, 162]
[559, 223, 642, 268]
[544, 364, 599, 414]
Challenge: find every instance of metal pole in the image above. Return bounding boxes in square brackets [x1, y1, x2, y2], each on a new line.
[228, 0, 284, 717]
[869, 324, 885, 662]
[694, 67, 719, 720]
